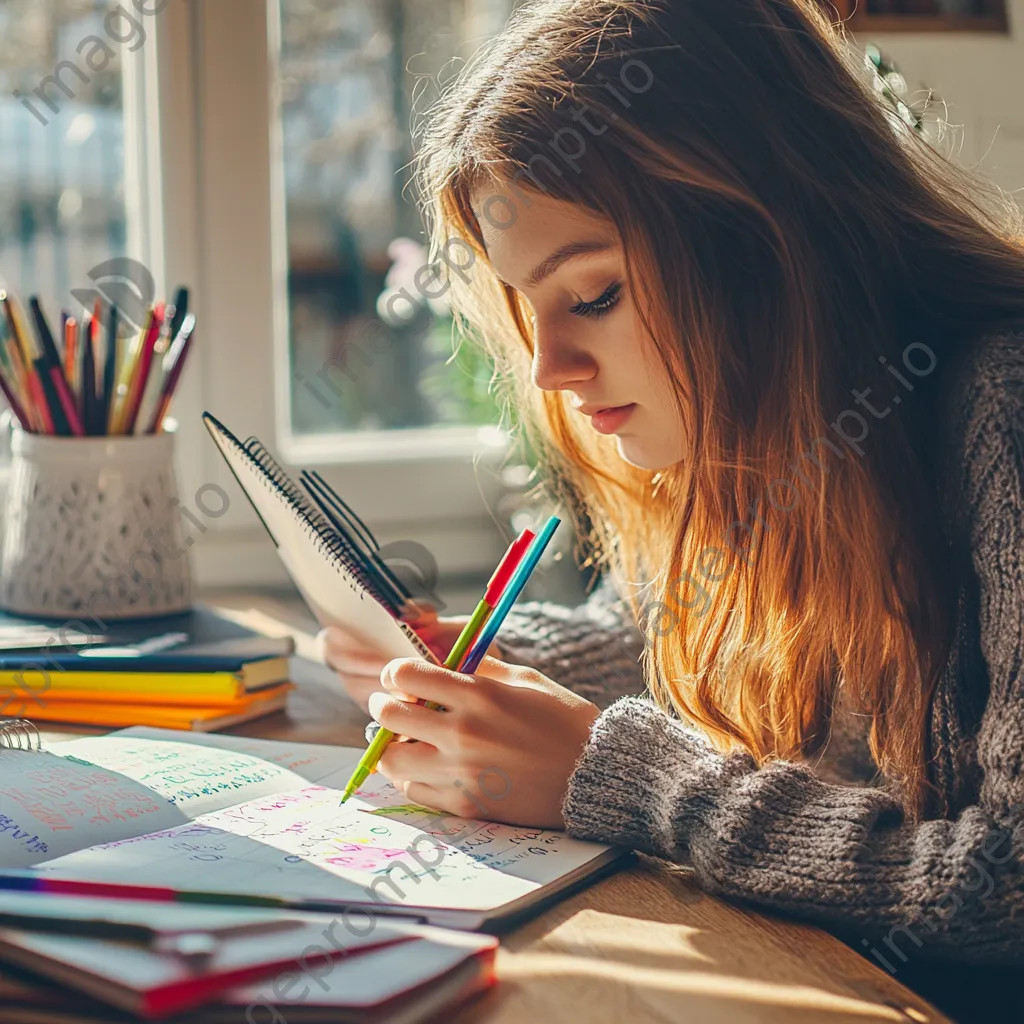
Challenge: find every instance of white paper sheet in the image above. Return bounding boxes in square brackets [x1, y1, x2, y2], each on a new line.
[7, 729, 614, 918]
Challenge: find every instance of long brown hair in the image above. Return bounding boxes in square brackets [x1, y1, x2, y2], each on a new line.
[413, 0, 1024, 818]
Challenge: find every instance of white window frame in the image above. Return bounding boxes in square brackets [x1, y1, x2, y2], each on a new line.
[138, 0, 516, 590]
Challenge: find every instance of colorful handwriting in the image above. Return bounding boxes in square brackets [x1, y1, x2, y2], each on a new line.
[0, 814, 48, 856]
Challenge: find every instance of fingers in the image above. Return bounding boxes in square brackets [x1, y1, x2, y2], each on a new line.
[318, 627, 387, 677]
[376, 742, 500, 821]
[381, 657, 479, 708]
[377, 733, 441, 786]
[376, 739, 472, 819]
[460, 654, 523, 684]
[367, 691, 450, 747]
[401, 782, 448, 812]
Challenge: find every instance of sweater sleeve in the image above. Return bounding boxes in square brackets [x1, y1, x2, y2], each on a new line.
[561, 339, 1024, 967]
[494, 571, 648, 709]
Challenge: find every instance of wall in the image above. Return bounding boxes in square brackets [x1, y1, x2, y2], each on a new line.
[855, 2, 1024, 196]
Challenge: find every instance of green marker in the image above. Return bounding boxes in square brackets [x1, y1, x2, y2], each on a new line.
[337, 609, 483, 804]
[340, 724, 401, 803]
[339, 529, 534, 805]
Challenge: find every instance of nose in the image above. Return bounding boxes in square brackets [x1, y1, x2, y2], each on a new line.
[530, 321, 597, 393]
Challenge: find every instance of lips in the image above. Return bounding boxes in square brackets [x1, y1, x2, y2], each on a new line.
[588, 403, 637, 435]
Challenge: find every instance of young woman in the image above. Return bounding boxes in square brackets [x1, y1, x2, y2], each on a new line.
[320, 0, 1024, 968]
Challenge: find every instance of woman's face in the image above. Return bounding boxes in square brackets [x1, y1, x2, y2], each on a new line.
[470, 187, 686, 470]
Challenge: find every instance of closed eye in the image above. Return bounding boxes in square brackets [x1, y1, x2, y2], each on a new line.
[569, 281, 622, 319]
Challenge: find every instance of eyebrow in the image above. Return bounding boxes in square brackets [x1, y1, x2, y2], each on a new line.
[522, 239, 616, 288]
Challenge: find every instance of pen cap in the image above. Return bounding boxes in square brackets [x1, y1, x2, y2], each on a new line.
[0, 429, 193, 620]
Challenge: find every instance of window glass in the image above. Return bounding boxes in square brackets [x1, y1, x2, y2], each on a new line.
[0, 0, 126, 311]
[278, 0, 511, 436]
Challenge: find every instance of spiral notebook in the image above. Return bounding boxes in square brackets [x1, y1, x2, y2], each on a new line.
[202, 413, 438, 664]
[0, 726, 628, 931]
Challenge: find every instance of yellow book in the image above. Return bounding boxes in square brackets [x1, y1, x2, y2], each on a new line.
[35, 681, 294, 708]
[0, 670, 288, 703]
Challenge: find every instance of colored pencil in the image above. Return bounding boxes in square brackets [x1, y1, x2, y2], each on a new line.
[0, 322, 29, 424]
[101, 300, 118, 435]
[1, 293, 38, 431]
[81, 316, 97, 435]
[76, 315, 90, 428]
[150, 314, 196, 433]
[60, 311, 70, 376]
[5, 339, 34, 431]
[13, 316, 51, 435]
[168, 286, 189, 341]
[64, 315, 78, 399]
[108, 318, 140, 434]
[49, 362, 84, 436]
[133, 302, 179, 436]
[28, 298, 64, 369]
[33, 357, 67, 435]
[0, 354, 30, 431]
[90, 312, 104, 434]
[29, 298, 84, 437]
[120, 303, 163, 435]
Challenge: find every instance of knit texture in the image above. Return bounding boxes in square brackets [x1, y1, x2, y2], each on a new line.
[496, 327, 1024, 967]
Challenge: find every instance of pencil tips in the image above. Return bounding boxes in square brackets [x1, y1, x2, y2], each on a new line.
[0, 285, 194, 437]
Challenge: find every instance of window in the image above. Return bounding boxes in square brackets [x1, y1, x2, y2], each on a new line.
[0, 1, 563, 592]
[159, 0, 524, 589]
[279, 0, 502, 441]
[274, 0, 516, 464]
[263, 0, 521, 584]
[0, 0, 127, 330]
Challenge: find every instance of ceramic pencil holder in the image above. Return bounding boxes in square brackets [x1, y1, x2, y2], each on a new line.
[0, 429, 193, 621]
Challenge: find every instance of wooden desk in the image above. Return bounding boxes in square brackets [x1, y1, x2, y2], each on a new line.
[41, 593, 949, 1024]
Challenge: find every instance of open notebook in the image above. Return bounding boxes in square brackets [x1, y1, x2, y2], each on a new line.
[202, 412, 437, 663]
[0, 727, 628, 931]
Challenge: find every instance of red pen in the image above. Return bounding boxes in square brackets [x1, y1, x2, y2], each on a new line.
[450, 528, 536, 671]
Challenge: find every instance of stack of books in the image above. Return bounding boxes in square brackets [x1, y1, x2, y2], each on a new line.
[0, 606, 295, 731]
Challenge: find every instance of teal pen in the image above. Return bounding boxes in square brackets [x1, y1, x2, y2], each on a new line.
[458, 515, 561, 674]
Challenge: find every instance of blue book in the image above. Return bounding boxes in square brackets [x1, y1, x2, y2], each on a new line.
[0, 604, 294, 691]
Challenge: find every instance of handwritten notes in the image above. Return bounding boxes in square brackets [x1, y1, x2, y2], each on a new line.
[56, 736, 306, 815]
[3, 729, 614, 919]
[0, 729, 614, 921]
[0, 751, 184, 869]
[32, 780, 579, 911]
[0, 733, 326, 870]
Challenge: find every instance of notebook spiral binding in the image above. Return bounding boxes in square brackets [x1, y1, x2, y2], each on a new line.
[0, 718, 42, 751]
[241, 438, 394, 603]
[202, 412, 436, 662]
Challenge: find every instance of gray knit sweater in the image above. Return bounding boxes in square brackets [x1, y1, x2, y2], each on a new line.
[497, 327, 1024, 968]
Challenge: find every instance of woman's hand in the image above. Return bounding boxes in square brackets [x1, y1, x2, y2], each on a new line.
[369, 655, 600, 828]
[317, 608, 503, 713]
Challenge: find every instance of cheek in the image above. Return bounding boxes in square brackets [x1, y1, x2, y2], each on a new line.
[636, 338, 680, 417]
